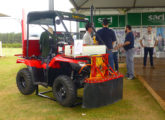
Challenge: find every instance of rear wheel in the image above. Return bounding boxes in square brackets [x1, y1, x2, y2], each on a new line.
[16, 68, 35, 95]
[53, 75, 77, 107]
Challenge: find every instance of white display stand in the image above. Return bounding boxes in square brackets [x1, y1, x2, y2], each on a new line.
[65, 45, 106, 57]
[156, 52, 165, 58]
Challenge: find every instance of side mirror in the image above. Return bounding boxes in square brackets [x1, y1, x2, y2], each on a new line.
[56, 19, 61, 25]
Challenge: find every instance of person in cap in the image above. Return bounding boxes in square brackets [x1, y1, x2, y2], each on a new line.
[83, 22, 93, 45]
[96, 18, 116, 70]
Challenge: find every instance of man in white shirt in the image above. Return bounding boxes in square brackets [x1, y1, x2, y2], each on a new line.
[140, 26, 158, 69]
[83, 23, 93, 45]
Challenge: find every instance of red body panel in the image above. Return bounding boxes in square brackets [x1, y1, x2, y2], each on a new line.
[17, 59, 48, 69]
[17, 55, 87, 69]
[23, 40, 41, 57]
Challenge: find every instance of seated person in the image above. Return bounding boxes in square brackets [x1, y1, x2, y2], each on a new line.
[39, 27, 56, 58]
[83, 23, 93, 45]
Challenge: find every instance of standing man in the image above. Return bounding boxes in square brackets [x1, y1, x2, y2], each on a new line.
[96, 18, 116, 70]
[119, 25, 135, 80]
[83, 23, 93, 45]
[140, 26, 158, 69]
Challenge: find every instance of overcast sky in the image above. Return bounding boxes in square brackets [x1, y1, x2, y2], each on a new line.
[0, 0, 73, 33]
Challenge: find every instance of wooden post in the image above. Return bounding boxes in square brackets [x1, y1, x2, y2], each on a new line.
[0, 41, 2, 56]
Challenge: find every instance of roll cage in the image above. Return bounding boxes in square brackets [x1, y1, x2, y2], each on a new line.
[26, 10, 88, 57]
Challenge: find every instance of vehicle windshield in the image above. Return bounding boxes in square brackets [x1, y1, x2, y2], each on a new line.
[29, 16, 87, 43]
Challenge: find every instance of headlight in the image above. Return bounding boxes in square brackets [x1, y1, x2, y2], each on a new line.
[78, 62, 86, 67]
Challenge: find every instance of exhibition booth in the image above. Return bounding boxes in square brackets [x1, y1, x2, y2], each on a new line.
[70, 0, 165, 58]
[78, 12, 165, 57]
[70, 0, 165, 109]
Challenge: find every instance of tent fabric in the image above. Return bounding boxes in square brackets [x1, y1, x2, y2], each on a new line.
[70, 0, 165, 10]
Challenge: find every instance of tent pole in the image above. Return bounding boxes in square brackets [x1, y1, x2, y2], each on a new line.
[49, 0, 54, 11]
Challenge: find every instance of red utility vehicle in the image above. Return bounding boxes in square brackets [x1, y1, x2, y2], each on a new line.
[16, 11, 123, 108]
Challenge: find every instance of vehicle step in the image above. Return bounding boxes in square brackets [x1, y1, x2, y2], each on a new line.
[34, 82, 48, 87]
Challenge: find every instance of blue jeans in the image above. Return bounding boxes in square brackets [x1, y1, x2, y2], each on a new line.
[107, 50, 114, 70]
[125, 48, 134, 78]
[113, 52, 119, 71]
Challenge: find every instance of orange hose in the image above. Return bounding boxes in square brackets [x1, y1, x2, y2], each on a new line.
[79, 64, 91, 74]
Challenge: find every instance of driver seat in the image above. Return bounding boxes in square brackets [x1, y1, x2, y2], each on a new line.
[39, 27, 57, 58]
[39, 31, 51, 58]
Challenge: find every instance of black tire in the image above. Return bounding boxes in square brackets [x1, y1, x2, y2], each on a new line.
[16, 68, 35, 95]
[53, 75, 77, 107]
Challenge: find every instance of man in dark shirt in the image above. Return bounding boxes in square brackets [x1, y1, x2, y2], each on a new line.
[119, 25, 135, 80]
[96, 18, 116, 70]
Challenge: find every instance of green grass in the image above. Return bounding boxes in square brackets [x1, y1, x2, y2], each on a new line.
[2, 48, 22, 56]
[0, 48, 165, 120]
[2, 43, 22, 48]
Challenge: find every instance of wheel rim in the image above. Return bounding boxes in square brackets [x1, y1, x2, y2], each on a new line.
[56, 83, 67, 100]
[20, 76, 26, 88]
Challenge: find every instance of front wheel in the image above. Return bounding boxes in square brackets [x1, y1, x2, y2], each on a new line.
[16, 68, 36, 95]
[53, 75, 77, 107]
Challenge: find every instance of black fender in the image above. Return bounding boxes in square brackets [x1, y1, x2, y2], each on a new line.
[27, 66, 45, 85]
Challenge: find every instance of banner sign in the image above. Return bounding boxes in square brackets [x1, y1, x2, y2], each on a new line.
[79, 12, 165, 28]
[119, 15, 125, 27]
[93, 15, 118, 27]
[79, 15, 125, 28]
[127, 13, 141, 26]
[142, 12, 165, 25]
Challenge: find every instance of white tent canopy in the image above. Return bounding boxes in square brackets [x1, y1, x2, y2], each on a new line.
[70, 0, 165, 15]
[70, 0, 165, 10]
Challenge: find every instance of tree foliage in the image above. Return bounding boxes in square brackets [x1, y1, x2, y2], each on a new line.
[0, 33, 22, 43]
